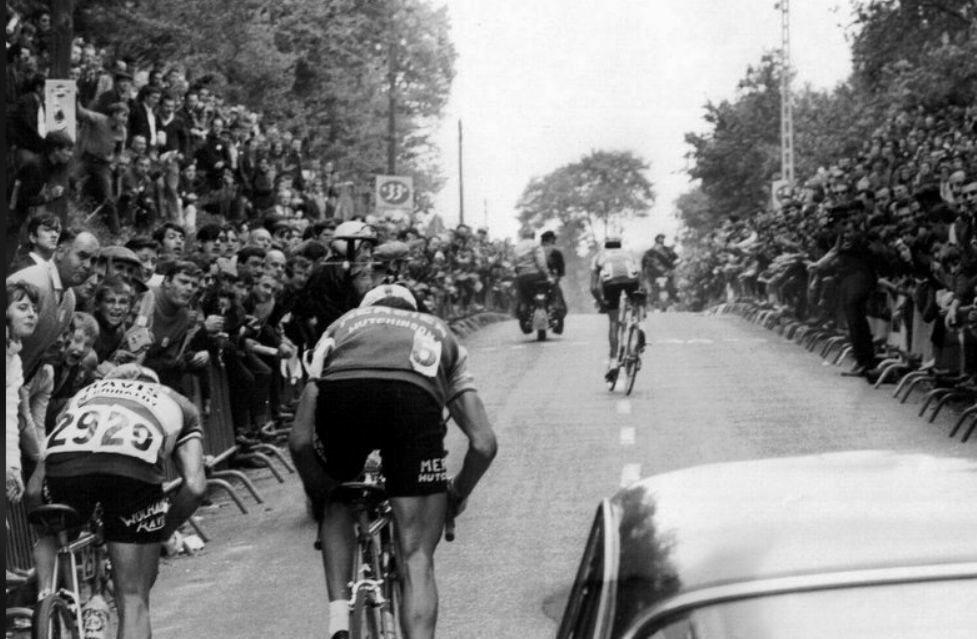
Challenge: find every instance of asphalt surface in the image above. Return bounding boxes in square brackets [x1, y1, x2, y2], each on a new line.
[151, 310, 976, 638]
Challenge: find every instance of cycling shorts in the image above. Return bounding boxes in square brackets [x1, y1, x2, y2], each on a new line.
[313, 379, 447, 497]
[43, 474, 170, 544]
[602, 279, 640, 311]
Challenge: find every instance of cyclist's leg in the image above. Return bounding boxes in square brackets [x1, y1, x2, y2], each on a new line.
[107, 541, 159, 639]
[389, 494, 447, 639]
[318, 499, 357, 602]
[101, 477, 171, 639]
[607, 307, 621, 360]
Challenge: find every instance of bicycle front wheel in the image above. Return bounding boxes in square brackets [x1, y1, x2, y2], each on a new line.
[624, 325, 642, 396]
[350, 587, 383, 639]
[32, 595, 79, 639]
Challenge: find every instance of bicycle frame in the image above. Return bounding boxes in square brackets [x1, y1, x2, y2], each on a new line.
[32, 506, 112, 638]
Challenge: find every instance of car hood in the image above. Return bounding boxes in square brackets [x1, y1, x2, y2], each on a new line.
[605, 450, 977, 634]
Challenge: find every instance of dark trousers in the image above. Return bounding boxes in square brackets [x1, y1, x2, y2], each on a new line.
[515, 272, 547, 318]
[840, 268, 877, 368]
[225, 351, 272, 435]
[81, 154, 120, 233]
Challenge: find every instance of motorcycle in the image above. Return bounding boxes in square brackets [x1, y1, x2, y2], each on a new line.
[519, 280, 564, 341]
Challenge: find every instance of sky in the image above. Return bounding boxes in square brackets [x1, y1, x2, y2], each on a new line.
[430, 0, 854, 247]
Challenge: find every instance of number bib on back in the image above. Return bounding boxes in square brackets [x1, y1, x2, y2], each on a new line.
[46, 380, 185, 466]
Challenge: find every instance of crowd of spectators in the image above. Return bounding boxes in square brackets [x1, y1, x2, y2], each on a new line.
[692, 103, 977, 375]
[5, 3, 521, 504]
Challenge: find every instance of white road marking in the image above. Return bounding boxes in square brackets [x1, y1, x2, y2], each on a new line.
[620, 463, 642, 487]
[655, 338, 686, 344]
[616, 400, 631, 415]
[619, 427, 636, 446]
[686, 338, 714, 344]
[723, 338, 741, 342]
[508, 345, 527, 350]
[479, 347, 499, 352]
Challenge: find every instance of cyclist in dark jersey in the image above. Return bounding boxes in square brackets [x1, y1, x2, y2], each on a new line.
[289, 284, 498, 639]
[30, 364, 206, 639]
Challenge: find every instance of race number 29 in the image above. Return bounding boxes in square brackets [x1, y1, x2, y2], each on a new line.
[47, 405, 164, 464]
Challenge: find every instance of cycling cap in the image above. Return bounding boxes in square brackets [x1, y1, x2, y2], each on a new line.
[332, 221, 379, 255]
[103, 363, 161, 384]
[359, 284, 418, 311]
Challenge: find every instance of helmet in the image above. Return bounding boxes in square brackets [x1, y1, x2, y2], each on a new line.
[103, 363, 161, 384]
[359, 284, 418, 311]
[331, 221, 379, 256]
[604, 235, 622, 248]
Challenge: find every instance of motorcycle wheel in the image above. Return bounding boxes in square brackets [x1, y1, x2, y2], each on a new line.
[536, 329, 547, 341]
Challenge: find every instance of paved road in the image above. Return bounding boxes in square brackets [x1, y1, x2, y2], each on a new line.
[152, 310, 975, 638]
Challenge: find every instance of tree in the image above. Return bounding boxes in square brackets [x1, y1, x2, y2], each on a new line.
[74, 0, 457, 214]
[516, 150, 655, 252]
[683, 53, 782, 224]
[849, 0, 975, 92]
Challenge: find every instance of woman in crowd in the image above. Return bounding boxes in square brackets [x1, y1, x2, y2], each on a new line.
[6, 281, 41, 503]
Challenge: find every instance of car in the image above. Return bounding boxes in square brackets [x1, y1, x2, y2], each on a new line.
[556, 450, 977, 639]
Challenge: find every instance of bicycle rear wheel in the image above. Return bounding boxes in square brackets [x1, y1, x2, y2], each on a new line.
[350, 587, 383, 639]
[31, 595, 79, 639]
[380, 529, 403, 639]
[624, 325, 641, 396]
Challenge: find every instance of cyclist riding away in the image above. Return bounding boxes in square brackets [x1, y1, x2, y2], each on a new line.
[641, 233, 678, 308]
[512, 228, 554, 332]
[591, 236, 641, 382]
[289, 283, 498, 639]
[28, 363, 206, 639]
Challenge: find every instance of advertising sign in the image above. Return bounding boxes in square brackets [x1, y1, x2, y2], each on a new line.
[375, 175, 414, 219]
[45, 79, 77, 141]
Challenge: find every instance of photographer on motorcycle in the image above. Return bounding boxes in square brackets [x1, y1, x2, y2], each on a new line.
[641, 233, 678, 309]
[513, 229, 553, 332]
[541, 231, 567, 328]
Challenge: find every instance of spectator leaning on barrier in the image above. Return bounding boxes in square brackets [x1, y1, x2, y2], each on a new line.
[142, 260, 212, 392]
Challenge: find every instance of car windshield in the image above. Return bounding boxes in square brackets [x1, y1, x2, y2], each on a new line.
[638, 579, 977, 639]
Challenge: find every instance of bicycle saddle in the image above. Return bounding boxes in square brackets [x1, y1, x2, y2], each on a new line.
[28, 504, 84, 536]
[331, 481, 387, 506]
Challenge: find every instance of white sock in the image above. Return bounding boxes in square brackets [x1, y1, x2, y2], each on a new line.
[329, 600, 349, 636]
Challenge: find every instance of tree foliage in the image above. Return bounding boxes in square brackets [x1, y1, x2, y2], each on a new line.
[516, 150, 655, 253]
[75, 0, 457, 212]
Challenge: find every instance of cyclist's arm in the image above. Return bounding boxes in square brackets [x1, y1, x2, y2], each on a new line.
[165, 435, 206, 537]
[446, 390, 497, 511]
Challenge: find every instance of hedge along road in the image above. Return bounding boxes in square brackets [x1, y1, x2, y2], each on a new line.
[151, 310, 975, 638]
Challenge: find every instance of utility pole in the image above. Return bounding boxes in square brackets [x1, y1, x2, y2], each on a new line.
[387, 39, 397, 175]
[778, 0, 795, 188]
[458, 119, 465, 225]
[50, 0, 75, 78]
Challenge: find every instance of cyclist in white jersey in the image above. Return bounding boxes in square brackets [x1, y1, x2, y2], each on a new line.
[590, 236, 641, 381]
[29, 364, 206, 639]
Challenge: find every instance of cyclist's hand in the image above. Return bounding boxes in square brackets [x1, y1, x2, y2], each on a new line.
[6, 468, 24, 502]
[447, 479, 468, 518]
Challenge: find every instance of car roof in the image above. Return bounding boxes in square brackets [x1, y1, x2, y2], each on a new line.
[608, 450, 977, 603]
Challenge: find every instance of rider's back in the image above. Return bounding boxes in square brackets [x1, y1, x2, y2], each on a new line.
[594, 247, 639, 284]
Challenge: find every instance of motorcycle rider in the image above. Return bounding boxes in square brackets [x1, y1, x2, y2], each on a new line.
[591, 236, 641, 382]
[512, 228, 553, 332]
[540, 231, 567, 328]
[641, 233, 678, 308]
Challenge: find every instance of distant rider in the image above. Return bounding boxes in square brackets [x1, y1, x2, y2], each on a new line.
[591, 236, 641, 382]
[641, 233, 678, 307]
[512, 229, 553, 332]
[540, 230, 567, 326]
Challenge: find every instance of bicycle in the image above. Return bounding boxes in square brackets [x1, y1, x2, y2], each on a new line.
[607, 289, 647, 395]
[321, 453, 455, 639]
[27, 504, 116, 639]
